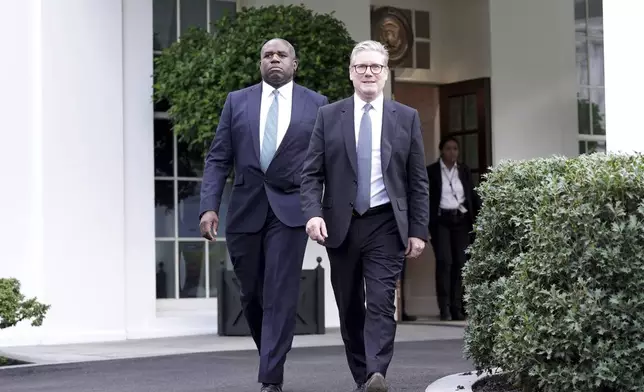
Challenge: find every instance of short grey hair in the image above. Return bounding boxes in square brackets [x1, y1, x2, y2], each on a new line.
[349, 40, 389, 66]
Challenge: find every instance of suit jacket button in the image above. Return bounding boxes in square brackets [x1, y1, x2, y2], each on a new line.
[349, 202, 354, 207]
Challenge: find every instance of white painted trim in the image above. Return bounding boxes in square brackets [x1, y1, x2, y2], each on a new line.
[578, 134, 606, 142]
[392, 68, 441, 84]
[156, 297, 217, 313]
[425, 369, 501, 392]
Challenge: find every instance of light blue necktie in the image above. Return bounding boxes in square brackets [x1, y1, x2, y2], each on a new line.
[355, 103, 372, 215]
[260, 90, 279, 172]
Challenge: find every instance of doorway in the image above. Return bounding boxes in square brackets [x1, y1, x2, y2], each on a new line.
[438, 78, 492, 184]
[393, 77, 492, 321]
[393, 80, 441, 319]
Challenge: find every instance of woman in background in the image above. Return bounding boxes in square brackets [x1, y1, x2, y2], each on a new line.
[427, 136, 480, 321]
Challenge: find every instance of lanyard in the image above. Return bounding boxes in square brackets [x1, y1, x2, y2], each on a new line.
[442, 166, 460, 204]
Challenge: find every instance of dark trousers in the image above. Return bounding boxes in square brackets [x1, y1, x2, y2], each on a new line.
[431, 212, 470, 316]
[226, 206, 308, 384]
[326, 204, 405, 384]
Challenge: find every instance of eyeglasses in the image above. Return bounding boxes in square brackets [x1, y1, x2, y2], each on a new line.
[352, 64, 385, 75]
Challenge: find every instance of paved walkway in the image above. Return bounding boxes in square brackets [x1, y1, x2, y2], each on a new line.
[0, 324, 465, 365]
[0, 324, 471, 392]
[0, 339, 471, 392]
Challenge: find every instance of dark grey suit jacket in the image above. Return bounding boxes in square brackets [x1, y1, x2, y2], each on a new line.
[300, 96, 430, 248]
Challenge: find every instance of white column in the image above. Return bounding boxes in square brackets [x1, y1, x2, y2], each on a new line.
[0, 0, 135, 346]
[122, 0, 156, 339]
[38, 0, 128, 344]
[488, 0, 578, 162]
[0, 0, 45, 315]
[604, 2, 643, 153]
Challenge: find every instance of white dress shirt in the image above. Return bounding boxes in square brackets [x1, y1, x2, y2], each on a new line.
[259, 80, 293, 151]
[439, 159, 467, 212]
[353, 93, 390, 208]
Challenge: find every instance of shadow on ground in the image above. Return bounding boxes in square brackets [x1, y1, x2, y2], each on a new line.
[0, 339, 472, 392]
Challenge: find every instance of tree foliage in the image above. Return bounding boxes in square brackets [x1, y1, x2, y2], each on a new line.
[153, 4, 356, 158]
[0, 278, 50, 330]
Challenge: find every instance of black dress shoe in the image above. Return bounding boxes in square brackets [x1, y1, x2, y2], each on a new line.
[451, 311, 466, 321]
[365, 372, 387, 392]
[401, 313, 417, 321]
[261, 383, 283, 392]
[352, 383, 365, 392]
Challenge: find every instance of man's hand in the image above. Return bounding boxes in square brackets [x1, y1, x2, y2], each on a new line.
[200, 211, 219, 241]
[405, 237, 425, 258]
[306, 217, 328, 244]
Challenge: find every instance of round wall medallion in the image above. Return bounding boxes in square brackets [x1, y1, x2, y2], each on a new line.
[371, 7, 414, 67]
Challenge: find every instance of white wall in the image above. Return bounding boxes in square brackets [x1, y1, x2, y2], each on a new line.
[0, 0, 585, 346]
[375, 0, 579, 164]
[38, 0, 127, 344]
[439, 0, 491, 83]
[604, 2, 643, 152]
[375, 0, 491, 85]
[122, 0, 157, 339]
[0, 0, 44, 317]
[0, 0, 156, 347]
[488, 0, 578, 162]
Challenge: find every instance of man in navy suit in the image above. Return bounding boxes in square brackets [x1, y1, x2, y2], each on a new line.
[300, 40, 429, 392]
[199, 38, 328, 392]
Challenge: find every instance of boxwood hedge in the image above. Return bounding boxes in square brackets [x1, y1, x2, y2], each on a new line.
[464, 153, 644, 392]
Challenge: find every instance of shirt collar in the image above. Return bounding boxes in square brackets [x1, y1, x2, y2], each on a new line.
[440, 158, 458, 170]
[354, 92, 384, 112]
[262, 80, 293, 100]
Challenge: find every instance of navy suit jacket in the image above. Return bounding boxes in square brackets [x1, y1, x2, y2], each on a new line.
[300, 97, 430, 248]
[200, 82, 329, 233]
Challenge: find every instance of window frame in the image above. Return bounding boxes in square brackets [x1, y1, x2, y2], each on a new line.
[153, 0, 237, 310]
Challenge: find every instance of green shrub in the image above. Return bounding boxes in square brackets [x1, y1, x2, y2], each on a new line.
[0, 278, 50, 329]
[153, 4, 355, 158]
[464, 153, 644, 392]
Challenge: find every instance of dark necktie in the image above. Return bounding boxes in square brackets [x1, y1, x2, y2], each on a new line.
[354, 103, 372, 215]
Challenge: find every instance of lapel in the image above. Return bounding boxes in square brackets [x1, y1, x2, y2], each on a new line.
[273, 83, 305, 158]
[381, 99, 398, 173]
[458, 165, 470, 202]
[433, 161, 442, 189]
[247, 83, 262, 163]
[341, 99, 357, 175]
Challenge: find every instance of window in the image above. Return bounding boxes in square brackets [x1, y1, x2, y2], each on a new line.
[575, 0, 605, 154]
[153, 0, 236, 300]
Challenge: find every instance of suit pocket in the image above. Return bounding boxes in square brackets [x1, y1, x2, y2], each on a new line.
[396, 197, 407, 211]
[233, 173, 244, 186]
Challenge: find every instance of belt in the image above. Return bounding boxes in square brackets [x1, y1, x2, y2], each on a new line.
[352, 202, 392, 217]
[439, 208, 464, 216]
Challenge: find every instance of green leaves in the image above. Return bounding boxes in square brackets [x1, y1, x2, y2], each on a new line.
[153, 4, 356, 158]
[464, 153, 644, 392]
[0, 278, 50, 330]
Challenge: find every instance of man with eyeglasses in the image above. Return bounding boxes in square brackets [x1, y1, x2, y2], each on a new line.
[300, 40, 429, 392]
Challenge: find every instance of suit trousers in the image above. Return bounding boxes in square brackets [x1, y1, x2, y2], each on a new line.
[226, 205, 308, 384]
[431, 212, 469, 315]
[326, 203, 405, 384]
